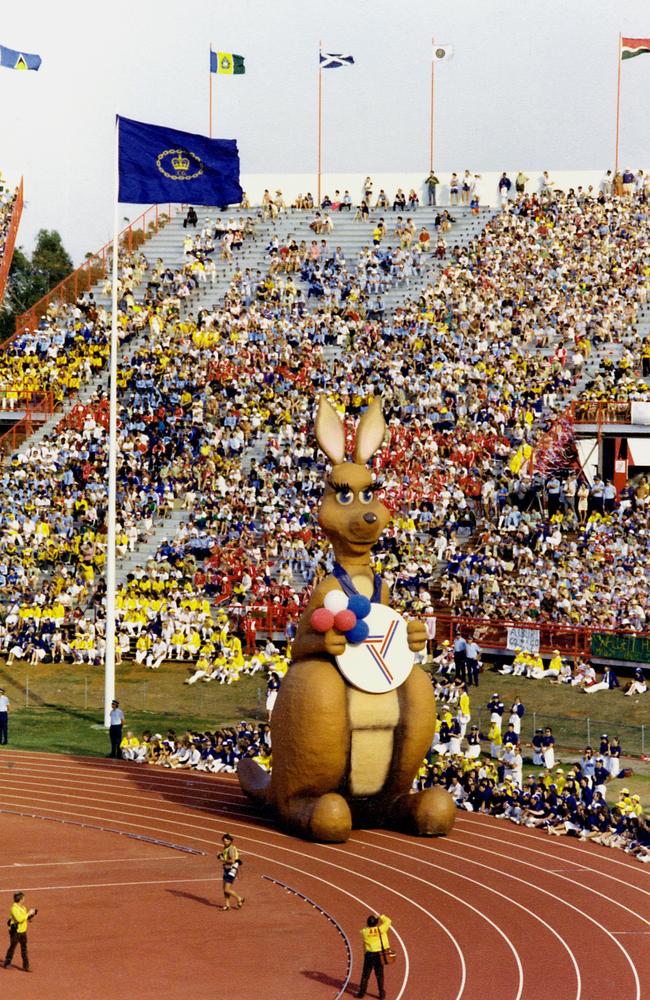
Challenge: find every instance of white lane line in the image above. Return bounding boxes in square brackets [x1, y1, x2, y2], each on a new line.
[455, 815, 650, 880]
[0, 856, 190, 869]
[385, 828, 641, 1000]
[454, 818, 650, 896]
[0, 795, 469, 1000]
[365, 831, 580, 1000]
[440, 825, 650, 928]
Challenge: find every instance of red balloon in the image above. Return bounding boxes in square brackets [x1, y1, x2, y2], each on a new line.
[311, 607, 335, 633]
[334, 609, 357, 632]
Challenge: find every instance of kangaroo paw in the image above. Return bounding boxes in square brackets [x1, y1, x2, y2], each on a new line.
[237, 759, 272, 804]
[282, 793, 352, 843]
[387, 787, 456, 837]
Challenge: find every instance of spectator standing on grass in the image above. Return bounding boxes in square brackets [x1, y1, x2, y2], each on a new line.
[0, 687, 9, 745]
[356, 913, 392, 999]
[107, 699, 125, 759]
[4, 891, 37, 972]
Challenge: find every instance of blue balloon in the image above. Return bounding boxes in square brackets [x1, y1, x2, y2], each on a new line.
[348, 594, 371, 620]
[346, 620, 370, 645]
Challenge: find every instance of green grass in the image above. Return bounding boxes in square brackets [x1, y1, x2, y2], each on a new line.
[0, 659, 265, 757]
[0, 658, 647, 806]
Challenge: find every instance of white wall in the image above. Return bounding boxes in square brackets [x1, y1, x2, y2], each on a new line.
[238, 170, 609, 208]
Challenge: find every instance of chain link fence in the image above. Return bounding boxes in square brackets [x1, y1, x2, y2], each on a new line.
[474, 708, 647, 757]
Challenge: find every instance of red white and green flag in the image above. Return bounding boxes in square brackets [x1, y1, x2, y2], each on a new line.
[621, 37, 650, 60]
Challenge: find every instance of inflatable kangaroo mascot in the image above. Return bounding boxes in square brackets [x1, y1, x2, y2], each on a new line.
[238, 396, 455, 843]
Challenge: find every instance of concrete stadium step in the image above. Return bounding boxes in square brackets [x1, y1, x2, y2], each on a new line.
[115, 507, 189, 585]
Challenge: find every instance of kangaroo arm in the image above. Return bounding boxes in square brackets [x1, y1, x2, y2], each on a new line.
[291, 629, 331, 662]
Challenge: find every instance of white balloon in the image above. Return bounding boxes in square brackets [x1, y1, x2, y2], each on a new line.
[323, 590, 348, 614]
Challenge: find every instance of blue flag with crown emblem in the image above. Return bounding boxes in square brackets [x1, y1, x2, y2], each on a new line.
[118, 116, 242, 206]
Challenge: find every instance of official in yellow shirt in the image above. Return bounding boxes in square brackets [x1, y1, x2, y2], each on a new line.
[358, 913, 392, 998]
[4, 891, 37, 971]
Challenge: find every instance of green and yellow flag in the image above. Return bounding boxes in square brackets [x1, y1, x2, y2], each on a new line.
[210, 50, 245, 75]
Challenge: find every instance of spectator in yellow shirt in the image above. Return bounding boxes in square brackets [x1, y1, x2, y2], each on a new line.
[4, 891, 37, 972]
[357, 913, 392, 998]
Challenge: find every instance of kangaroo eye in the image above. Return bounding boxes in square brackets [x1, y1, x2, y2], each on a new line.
[359, 489, 374, 505]
[335, 488, 354, 505]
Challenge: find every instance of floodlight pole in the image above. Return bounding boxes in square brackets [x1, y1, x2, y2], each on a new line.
[104, 115, 119, 728]
[614, 33, 622, 173]
[429, 36, 436, 172]
[317, 41, 323, 204]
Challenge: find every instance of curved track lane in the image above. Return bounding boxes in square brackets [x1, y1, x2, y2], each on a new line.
[0, 750, 648, 1000]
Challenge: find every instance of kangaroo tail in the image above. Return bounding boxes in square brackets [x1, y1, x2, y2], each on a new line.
[237, 759, 272, 804]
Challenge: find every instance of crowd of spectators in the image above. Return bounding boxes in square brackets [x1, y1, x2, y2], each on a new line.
[0, 177, 647, 701]
[0, 175, 18, 262]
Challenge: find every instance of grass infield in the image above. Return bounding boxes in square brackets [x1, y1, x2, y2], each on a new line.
[0, 658, 647, 806]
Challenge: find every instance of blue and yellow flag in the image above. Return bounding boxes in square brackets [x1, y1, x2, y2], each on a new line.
[118, 116, 243, 206]
[0, 44, 41, 71]
[210, 49, 245, 74]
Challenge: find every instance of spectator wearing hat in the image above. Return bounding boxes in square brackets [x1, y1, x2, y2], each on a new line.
[465, 725, 481, 759]
[107, 700, 125, 759]
[453, 631, 467, 683]
[487, 693, 504, 732]
[508, 696, 525, 737]
[0, 687, 9, 744]
[541, 727, 555, 769]
[625, 667, 647, 697]
[607, 736, 622, 778]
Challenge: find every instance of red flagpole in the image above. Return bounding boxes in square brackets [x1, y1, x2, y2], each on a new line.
[615, 32, 622, 172]
[209, 46, 213, 137]
[429, 36, 435, 171]
[317, 42, 323, 204]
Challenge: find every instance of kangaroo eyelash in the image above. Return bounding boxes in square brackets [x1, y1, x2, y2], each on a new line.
[327, 481, 382, 493]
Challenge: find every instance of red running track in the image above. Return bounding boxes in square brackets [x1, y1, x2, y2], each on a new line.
[0, 750, 648, 1000]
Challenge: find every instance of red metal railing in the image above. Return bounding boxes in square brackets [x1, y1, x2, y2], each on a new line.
[0, 388, 56, 456]
[572, 400, 632, 425]
[0, 179, 24, 303]
[431, 610, 650, 659]
[11, 202, 175, 340]
[0, 385, 56, 412]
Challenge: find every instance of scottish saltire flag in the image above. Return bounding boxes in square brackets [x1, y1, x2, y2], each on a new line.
[210, 49, 245, 74]
[0, 44, 42, 71]
[320, 52, 354, 69]
[118, 116, 243, 206]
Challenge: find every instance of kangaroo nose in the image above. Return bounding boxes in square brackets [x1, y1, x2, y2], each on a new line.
[363, 512, 377, 524]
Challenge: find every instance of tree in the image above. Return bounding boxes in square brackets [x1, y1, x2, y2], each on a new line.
[0, 229, 73, 340]
[31, 229, 73, 290]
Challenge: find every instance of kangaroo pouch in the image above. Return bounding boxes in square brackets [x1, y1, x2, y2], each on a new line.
[347, 687, 400, 796]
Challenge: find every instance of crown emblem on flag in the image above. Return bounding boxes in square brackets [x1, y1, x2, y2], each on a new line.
[171, 151, 191, 173]
[156, 148, 205, 182]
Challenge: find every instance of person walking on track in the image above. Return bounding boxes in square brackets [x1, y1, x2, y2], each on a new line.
[4, 891, 37, 972]
[356, 912, 392, 998]
[218, 833, 245, 910]
[107, 699, 125, 758]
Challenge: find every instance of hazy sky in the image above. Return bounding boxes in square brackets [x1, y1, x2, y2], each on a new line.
[2, 0, 650, 263]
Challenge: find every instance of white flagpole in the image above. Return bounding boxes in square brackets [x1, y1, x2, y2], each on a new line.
[103, 114, 120, 727]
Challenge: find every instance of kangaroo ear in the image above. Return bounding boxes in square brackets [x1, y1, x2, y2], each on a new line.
[354, 397, 386, 464]
[315, 396, 346, 465]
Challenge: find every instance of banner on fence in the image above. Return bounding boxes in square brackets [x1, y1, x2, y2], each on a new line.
[506, 627, 540, 654]
[591, 632, 650, 664]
